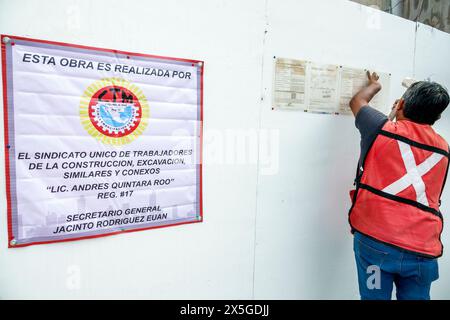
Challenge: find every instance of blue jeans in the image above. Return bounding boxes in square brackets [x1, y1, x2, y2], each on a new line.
[354, 232, 439, 300]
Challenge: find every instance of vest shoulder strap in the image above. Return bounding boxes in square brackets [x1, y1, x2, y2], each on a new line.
[379, 129, 450, 157]
[353, 120, 449, 217]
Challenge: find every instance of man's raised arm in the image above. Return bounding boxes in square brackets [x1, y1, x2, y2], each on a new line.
[349, 71, 382, 116]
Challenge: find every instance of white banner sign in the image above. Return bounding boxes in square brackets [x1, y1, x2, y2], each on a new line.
[1, 35, 203, 247]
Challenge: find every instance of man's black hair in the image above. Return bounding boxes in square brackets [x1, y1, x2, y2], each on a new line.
[402, 81, 449, 125]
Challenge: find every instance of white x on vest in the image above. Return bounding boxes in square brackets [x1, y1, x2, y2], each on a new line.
[382, 141, 445, 206]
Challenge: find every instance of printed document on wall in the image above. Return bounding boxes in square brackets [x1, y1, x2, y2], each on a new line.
[272, 57, 391, 115]
[273, 58, 307, 109]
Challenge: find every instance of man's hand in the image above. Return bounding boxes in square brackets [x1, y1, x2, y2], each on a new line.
[349, 70, 383, 116]
[367, 71, 381, 89]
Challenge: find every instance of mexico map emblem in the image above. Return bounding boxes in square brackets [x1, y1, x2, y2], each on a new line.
[80, 77, 150, 145]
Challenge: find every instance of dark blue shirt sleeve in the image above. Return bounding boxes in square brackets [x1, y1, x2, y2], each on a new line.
[355, 106, 388, 164]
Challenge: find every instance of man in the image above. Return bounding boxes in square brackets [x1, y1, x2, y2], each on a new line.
[348, 71, 450, 300]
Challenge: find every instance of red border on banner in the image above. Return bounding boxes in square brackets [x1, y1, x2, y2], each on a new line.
[1, 34, 204, 248]
[1, 35, 14, 247]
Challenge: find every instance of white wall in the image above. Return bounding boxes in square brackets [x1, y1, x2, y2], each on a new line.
[0, 0, 449, 299]
[0, 0, 265, 300]
[414, 22, 450, 299]
[253, 1, 450, 300]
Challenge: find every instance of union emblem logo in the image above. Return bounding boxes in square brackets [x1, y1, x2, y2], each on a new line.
[80, 78, 149, 145]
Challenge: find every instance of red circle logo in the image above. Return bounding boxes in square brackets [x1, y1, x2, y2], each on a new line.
[88, 85, 142, 138]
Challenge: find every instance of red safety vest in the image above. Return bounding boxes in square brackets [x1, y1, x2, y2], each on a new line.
[349, 120, 449, 258]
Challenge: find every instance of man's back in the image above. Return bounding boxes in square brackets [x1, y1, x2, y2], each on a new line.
[350, 115, 449, 257]
[348, 75, 450, 299]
